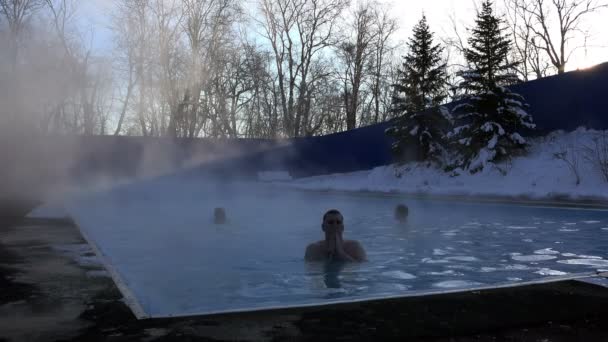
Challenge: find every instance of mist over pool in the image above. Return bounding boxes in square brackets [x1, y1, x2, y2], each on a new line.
[46, 175, 608, 317]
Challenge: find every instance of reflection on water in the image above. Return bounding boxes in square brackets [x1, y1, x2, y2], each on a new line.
[322, 261, 346, 289]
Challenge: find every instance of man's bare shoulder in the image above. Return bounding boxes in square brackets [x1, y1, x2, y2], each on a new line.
[305, 241, 325, 261]
[306, 240, 324, 249]
[343, 240, 367, 261]
[343, 239, 364, 249]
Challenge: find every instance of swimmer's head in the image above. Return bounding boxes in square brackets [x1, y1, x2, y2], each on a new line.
[322, 209, 344, 235]
[395, 204, 409, 222]
[213, 207, 227, 224]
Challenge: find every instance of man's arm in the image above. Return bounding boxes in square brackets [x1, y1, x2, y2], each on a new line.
[344, 240, 367, 262]
[305, 243, 322, 261]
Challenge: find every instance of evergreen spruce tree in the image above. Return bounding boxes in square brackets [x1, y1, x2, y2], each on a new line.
[450, 0, 535, 172]
[386, 15, 451, 163]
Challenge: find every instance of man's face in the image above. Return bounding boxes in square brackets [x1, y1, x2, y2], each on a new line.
[322, 213, 344, 235]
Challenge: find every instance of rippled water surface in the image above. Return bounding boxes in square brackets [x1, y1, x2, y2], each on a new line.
[66, 179, 608, 317]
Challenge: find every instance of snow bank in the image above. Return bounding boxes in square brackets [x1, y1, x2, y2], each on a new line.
[280, 128, 608, 202]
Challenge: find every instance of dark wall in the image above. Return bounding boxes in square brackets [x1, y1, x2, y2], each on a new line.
[64, 135, 282, 181]
[186, 123, 393, 179]
[433, 63, 608, 134]
[510, 63, 608, 133]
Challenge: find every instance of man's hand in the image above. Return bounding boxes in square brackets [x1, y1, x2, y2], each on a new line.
[332, 233, 355, 262]
[326, 233, 337, 258]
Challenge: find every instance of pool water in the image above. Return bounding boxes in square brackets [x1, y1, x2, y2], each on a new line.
[65, 178, 608, 317]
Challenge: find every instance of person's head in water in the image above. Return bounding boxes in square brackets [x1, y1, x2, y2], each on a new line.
[395, 204, 409, 222]
[304, 209, 366, 262]
[213, 207, 226, 224]
[322, 209, 344, 237]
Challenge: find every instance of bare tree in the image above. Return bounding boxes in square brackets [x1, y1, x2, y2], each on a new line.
[0, 0, 43, 131]
[240, 45, 280, 138]
[441, 14, 469, 61]
[509, 0, 608, 74]
[178, 0, 241, 138]
[44, 0, 111, 135]
[0, 0, 41, 67]
[504, 0, 552, 80]
[110, 0, 142, 135]
[150, 0, 184, 137]
[337, 2, 377, 130]
[440, 14, 470, 100]
[180, 0, 216, 137]
[582, 131, 608, 183]
[369, 4, 397, 124]
[312, 65, 345, 134]
[109, 0, 154, 136]
[258, 0, 347, 137]
[554, 137, 582, 185]
[207, 43, 256, 138]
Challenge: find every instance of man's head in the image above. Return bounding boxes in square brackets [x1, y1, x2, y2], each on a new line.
[214, 207, 227, 224]
[395, 204, 409, 222]
[322, 209, 344, 235]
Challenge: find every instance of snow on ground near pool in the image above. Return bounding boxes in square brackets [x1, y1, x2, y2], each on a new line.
[280, 129, 608, 201]
[57, 171, 608, 318]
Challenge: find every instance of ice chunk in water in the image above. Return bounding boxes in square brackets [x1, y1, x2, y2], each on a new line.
[578, 255, 603, 259]
[432, 280, 483, 289]
[557, 259, 608, 267]
[535, 268, 568, 276]
[534, 248, 560, 255]
[422, 258, 449, 264]
[381, 271, 417, 280]
[427, 270, 463, 276]
[445, 256, 479, 262]
[511, 254, 557, 262]
[505, 264, 530, 270]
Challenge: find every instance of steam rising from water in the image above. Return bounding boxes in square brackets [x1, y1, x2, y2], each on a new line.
[38, 173, 608, 316]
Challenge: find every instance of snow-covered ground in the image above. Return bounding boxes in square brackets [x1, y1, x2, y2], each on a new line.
[280, 128, 608, 202]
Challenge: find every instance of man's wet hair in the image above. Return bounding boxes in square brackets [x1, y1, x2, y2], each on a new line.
[323, 209, 342, 221]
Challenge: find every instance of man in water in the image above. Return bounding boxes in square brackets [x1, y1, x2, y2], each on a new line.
[305, 209, 367, 262]
[395, 204, 409, 223]
[213, 207, 227, 224]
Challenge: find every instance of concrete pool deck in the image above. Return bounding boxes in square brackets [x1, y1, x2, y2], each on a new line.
[3, 202, 608, 341]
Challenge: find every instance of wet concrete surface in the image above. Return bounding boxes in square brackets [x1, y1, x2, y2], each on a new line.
[2, 213, 608, 341]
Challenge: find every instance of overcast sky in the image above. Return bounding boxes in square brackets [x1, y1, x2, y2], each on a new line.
[81, 0, 608, 71]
